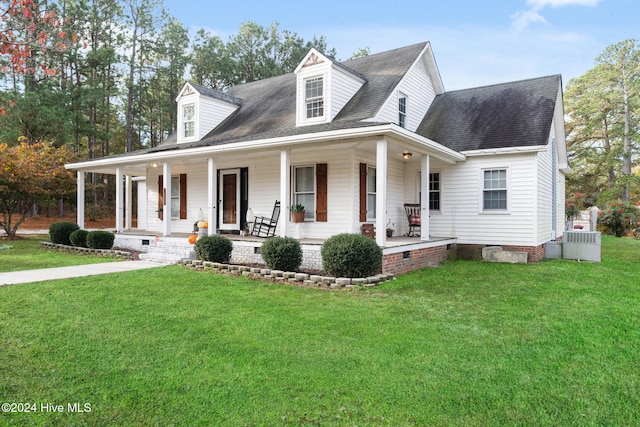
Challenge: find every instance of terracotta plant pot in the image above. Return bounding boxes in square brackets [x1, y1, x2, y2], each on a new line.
[291, 210, 306, 223]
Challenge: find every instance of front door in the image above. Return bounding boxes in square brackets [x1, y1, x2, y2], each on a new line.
[219, 169, 240, 231]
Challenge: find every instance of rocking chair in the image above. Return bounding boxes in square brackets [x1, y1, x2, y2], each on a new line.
[404, 203, 421, 237]
[251, 201, 281, 238]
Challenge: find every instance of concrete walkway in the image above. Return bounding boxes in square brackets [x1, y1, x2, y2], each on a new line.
[0, 261, 163, 286]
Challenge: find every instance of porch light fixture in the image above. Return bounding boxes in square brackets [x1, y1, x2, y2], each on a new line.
[402, 151, 413, 160]
[150, 162, 159, 168]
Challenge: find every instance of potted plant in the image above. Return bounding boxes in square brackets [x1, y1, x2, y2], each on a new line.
[291, 204, 306, 223]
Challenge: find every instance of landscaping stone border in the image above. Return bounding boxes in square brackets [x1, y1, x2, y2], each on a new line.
[178, 259, 394, 289]
[40, 242, 133, 260]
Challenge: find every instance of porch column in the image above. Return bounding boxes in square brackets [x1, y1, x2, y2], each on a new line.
[162, 162, 171, 236]
[280, 149, 291, 237]
[76, 171, 85, 230]
[207, 157, 217, 236]
[125, 175, 132, 230]
[115, 167, 124, 233]
[420, 154, 430, 241]
[376, 139, 387, 247]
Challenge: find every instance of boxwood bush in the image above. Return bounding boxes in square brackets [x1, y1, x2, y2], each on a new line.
[321, 233, 382, 278]
[69, 229, 89, 247]
[194, 235, 233, 263]
[49, 222, 80, 245]
[260, 237, 302, 271]
[86, 230, 115, 250]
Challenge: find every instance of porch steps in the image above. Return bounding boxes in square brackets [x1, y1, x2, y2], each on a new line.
[137, 237, 195, 264]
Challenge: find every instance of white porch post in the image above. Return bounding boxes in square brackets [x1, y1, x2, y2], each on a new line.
[162, 162, 171, 236]
[376, 139, 387, 247]
[125, 175, 132, 230]
[115, 167, 124, 233]
[76, 171, 85, 229]
[280, 149, 291, 237]
[420, 154, 430, 241]
[208, 157, 217, 236]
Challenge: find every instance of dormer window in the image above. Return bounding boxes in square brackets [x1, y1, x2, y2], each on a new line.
[398, 93, 407, 128]
[305, 76, 324, 119]
[183, 103, 195, 138]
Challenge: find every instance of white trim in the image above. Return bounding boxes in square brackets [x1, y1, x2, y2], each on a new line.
[66, 124, 466, 172]
[462, 145, 547, 156]
[375, 139, 387, 247]
[292, 164, 317, 222]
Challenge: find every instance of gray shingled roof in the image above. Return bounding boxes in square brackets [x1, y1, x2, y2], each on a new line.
[417, 75, 561, 152]
[147, 42, 429, 153]
[189, 82, 243, 106]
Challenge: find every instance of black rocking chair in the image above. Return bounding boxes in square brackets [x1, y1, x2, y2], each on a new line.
[251, 201, 281, 238]
[404, 203, 421, 237]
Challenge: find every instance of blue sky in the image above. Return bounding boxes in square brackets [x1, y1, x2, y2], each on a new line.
[163, 0, 638, 91]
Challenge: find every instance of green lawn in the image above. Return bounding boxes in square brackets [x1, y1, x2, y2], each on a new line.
[1, 236, 639, 426]
[0, 236, 118, 272]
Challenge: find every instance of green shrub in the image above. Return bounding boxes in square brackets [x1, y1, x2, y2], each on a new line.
[69, 229, 89, 247]
[321, 233, 382, 278]
[194, 235, 233, 263]
[86, 230, 115, 249]
[260, 237, 302, 271]
[599, 201, 638, 237]
[49, 222, 80, 245]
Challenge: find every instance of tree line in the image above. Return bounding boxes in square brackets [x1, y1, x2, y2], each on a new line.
[0, 0, 336, 156]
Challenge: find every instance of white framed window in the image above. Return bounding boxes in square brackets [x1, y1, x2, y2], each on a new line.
[483, 169, 507, 211]
[417, 171, 441, 211]
[398, 93, 407, 128]
[170, 176, 180, 218]
[293, 165, 316, 221]
[305, 76, 324, 119]
[183, 103, 195, 138]
[367, 165, 376, 219]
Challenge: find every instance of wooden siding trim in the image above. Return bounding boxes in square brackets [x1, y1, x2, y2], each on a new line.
[179, 173, 187, 220]
[359, 163, 367, 222]
[316, 163, 327, 222]
[157, 175, 164, 220]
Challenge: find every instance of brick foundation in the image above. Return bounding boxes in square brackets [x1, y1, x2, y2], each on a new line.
[382, 243, 453, 275]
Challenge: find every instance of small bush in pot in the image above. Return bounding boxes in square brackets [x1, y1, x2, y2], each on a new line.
[321, 233, 382, 278]
[194, 235, 233, 263]
[260, 237, 302, 271]
[86, 230, 115, 249]
[49, 222, 80, 245]
[69, 229, 89, 247]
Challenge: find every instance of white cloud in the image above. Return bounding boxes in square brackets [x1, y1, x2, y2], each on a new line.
[526, 0, 601, 7]
[510, 10, 548, 32]
[512, 0, 602, 31]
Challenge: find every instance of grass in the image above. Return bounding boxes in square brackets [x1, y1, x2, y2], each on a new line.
[0, 236, 118, 272]
[0, 236, 639, 426]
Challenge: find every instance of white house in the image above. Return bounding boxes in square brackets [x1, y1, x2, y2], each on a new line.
[66, 42, 568, 274]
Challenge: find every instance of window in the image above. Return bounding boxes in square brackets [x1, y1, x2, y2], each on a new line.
[367, 166, 376, 219]
[171, 176, 180, 218]
[429, 172, 440, 210]
[183, 103, 195, 138]
[483, 169, 507, 210]
[398, 93, 407, 128]
[305, 77, 324, 119]
[293, 165, 315, 221]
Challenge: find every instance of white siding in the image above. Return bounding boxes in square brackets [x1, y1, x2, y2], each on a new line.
[536, 141, 554, 243]
[198, 97, 238, 140]
[329, 68, 364, 120]
[368, 56, 436, 131]
[426, 153, 540, 246]
[136, 180, 147, 230]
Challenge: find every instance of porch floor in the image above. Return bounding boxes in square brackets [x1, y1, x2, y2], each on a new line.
[117, 229, 453, 249]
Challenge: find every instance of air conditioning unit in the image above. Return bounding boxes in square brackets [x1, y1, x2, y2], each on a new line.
[563, 231, 601, 262]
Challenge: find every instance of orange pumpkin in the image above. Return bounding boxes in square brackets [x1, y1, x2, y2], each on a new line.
[188, 234, 197, 244]
[202, 221, 208, 229]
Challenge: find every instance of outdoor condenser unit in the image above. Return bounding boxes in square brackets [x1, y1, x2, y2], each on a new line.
[563, 231, 601, 262]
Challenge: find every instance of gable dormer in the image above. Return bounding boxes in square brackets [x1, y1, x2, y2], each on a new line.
[294, 49, 366, 127]
[176, 83, 242, 143]
[365, 42, 443, 132]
